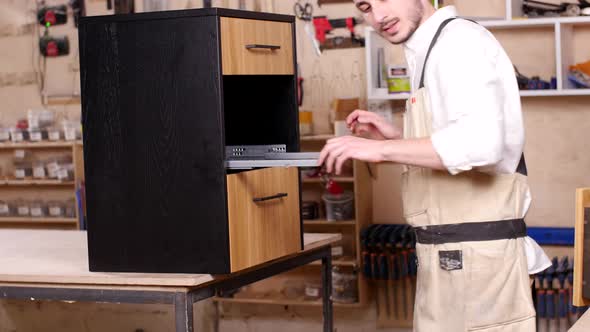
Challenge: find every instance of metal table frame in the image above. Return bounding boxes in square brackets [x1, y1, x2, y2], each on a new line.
[0, 245, 333, 332]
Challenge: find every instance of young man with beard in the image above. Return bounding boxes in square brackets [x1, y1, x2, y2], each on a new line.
[317, 1, 551, 331]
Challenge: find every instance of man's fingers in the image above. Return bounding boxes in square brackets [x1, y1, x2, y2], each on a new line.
[334, 151, 350, 175]
[324, 144, 347, 174]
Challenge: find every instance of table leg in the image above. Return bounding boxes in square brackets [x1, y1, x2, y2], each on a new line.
[174, 292, 194, 332]
[322, 253, 333, 332]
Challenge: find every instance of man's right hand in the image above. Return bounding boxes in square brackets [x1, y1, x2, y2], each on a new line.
[347, 110, 402, 140]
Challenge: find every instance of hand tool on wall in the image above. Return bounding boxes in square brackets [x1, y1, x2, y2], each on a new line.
[557, 257, 568, 332]
[377, 226, 395, 317]
[368, 225, 386, 316]
[107, 0, 135, 14]
[545, 258, 557, 332]
[203, 0, 212, 8]
[361, 225, 378, 279]
[239, 0, 246, 10]
[399, 226, 412, 320]
[536, 270, 547, 332]
[312, 16, 364, 50]
[294, 0, 322, 56]
[388, 225, 402, 319]
[567, 259, 578, 326]
[297, 64, 304, 107]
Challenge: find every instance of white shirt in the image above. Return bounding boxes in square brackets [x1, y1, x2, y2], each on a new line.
[403, 6, 550, 274]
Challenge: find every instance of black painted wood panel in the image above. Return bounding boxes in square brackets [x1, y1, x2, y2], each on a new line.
[80, 15, 230, 273]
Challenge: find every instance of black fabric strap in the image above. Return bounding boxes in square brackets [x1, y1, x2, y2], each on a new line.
[516, 154, 527, 176]
[414, 219, 527, 245]
[419, 17, 458, 89]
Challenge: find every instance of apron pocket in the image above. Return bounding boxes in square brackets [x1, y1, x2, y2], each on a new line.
[401, 167, 430, 225]
[464, 239, 535, 330]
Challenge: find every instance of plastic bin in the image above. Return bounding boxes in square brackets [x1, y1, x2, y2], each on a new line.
[322, 191, 354, 221]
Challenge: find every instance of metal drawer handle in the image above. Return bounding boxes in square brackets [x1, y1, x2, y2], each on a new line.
[253, 193, 288, 203]
[245, 44, 281, 51]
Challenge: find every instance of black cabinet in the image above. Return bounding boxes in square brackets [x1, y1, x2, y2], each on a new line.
[79, 8, 302, 274]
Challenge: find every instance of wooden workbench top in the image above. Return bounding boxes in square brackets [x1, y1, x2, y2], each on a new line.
[0, 230, 341, 288]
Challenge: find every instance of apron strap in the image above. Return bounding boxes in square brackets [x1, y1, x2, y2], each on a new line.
[418, 17, 529, 177]
[418, 17, 458, 89]
[414, 219, 527, 245]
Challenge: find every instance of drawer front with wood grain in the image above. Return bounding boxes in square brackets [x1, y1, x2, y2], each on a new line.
[226, 167, 301, 272]
[220, 17, 294, 75]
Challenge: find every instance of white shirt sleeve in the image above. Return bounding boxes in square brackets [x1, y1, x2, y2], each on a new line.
[430, 29, 505, 175]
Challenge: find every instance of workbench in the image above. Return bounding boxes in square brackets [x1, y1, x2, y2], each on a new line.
[570, 310, 590, 331]
[0, 230, 340, 332]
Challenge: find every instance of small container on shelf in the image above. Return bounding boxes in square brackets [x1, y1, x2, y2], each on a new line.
[332, 267, 358, 304]
[62, 120, 80, 141]
[47, 127, 62, 141]
[47, 200, 65, 218]
[32, 161, 46, 179]
[15, 199, 30, 217]
[304, 281, 322, 301]
[0, 200, 10, 217]
[281, 280, 305, 300]
[0, 127, 9, 142]
[322, 181, 355, 222]
[301, 201, 319, 220]
[30, 200, 46, 218]
[14, 149, 32, 160]
[9, 128, 26, 143]
[27, 128, 47, 142]
[57, 163, 75, 181]
[13, 160, 33, 179]
[65, 198, 76, 218]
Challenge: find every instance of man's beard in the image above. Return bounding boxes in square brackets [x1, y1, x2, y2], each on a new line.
[392, 0, 424, 44]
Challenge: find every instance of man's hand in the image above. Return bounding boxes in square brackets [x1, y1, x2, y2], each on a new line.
[318, 136, 386, 174]
[347, 110, 402, 140]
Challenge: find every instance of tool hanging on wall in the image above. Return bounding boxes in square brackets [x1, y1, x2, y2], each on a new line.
[313, 16, 365, 51]
[37, 5, 68, 26]
[203, 0, 212, 8]
[533, 255, 590, 332]
[362, 224, 417, 327]
[294, 0, 322, 57]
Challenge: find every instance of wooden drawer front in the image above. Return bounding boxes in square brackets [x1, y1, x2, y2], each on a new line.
[226, 167, 301, 272]
[220, 17, 294, 75]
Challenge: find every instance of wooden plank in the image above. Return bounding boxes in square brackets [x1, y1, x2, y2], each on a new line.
[0, 230, 339, 287]
[0, 141, 82, 149]
[0, 217, 77, 224]
[226, 167, 302, 272]
[220, 17, 294, 75]
[573, 188, 590, 306]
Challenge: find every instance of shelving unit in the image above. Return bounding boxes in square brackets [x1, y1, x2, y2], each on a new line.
[365, 2, 590, 100]
[214, 136, 373, 308]
[0, 140, 84, 230]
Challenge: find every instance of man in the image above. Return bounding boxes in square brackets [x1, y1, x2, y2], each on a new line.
[318, 1, 551, 331]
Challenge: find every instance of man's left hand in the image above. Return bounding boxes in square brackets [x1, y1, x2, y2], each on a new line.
[317, 136, 386, 175]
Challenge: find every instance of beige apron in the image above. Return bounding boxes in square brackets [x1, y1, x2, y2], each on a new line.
[403, 18, 536, 332]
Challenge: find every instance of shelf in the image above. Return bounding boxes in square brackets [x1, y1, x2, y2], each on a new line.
[0, 179, 75, 186]
[0, 217, 77, 225]
[302, 177, 354, 183]
[304, 219, 356, 226]
[368, 89, 411, 101]
[520, 89, 590, 97]
[308, 257, 357, 267]
[0, 141, 82, 149]
[480, 16, 590, 29]
[214, 296, 362, 308]
[300, 134, 336, 142]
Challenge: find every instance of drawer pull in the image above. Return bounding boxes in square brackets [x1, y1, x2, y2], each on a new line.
[253, 193, 288, 203]
[245, 44, 281, 51]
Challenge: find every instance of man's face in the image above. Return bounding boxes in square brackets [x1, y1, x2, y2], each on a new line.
[354, 0, 424, 44]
